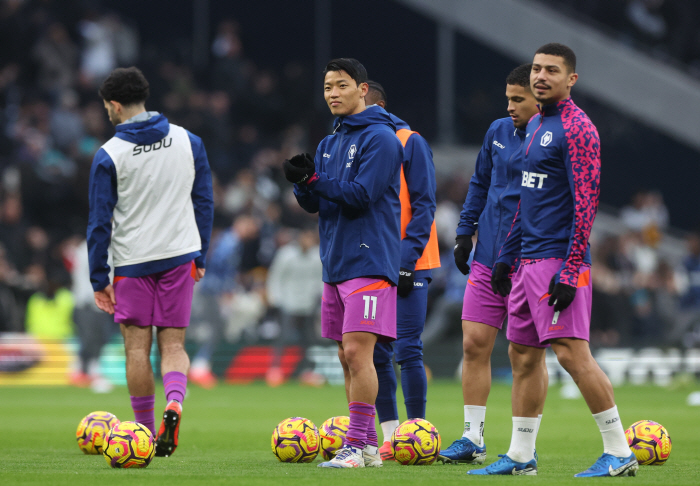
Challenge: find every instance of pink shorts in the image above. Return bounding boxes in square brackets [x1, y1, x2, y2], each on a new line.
[321, 277, 397, 343]
[113, 261, 195, 328]
[507, 259, 592, 347]
[461, 261, 509, 328]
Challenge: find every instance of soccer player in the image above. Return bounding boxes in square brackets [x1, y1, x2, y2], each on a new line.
[87, 67, 214, 457]
[468, 44, 638, 477]
[439, 64, 545, 465]
[363, 81, 441, 461]
[284, 58, 402, 468]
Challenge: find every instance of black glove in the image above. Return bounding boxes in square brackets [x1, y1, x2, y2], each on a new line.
[283, 153, 316, 184]
[547, 275, 576, 312]
[490, 262, 512, 297]
[453, 235, 473, 275]
[398, 267, 414, 298]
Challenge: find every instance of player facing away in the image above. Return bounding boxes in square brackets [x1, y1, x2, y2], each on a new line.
[363, 81, 441, 461]
[439, 64, 545, 465]
[87, 67, 214, 457]
[284, 58, 403, 468]
[469, 44, 638, 477]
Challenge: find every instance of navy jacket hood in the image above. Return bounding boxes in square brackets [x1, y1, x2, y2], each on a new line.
[114, 113, 170, 146]
[334, 105, 396, 133]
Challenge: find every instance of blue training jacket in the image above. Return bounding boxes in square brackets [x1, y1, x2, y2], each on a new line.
[294, 105, 403, 285]
[496, 98, 599, 287]
[390, 113, 437, 280]
[87, 113, 214, 291]
[457, 117, 526, 269]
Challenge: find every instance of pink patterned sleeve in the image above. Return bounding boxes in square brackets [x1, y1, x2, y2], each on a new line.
[559, 106, 600, 286]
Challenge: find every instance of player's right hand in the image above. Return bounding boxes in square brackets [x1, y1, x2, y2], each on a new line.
[453, 235, 473, 275]
[490, 262, 512, 297]
[283, 153, 316, 184]
[94, 285, 116, 315]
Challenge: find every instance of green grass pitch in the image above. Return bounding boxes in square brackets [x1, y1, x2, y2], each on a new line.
[1, 381, 698, 485]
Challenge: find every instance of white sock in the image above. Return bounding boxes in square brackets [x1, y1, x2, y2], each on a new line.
[535, 414, 543, 442]
[592, 406, 633, 457]
[462, 405, 486, 445]
[380, 420, 399, 444]
[506, 417, 538, 463]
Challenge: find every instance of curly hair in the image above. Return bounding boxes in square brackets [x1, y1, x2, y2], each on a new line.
[506, 63, 533, 88]
[98, 67, 150, 105]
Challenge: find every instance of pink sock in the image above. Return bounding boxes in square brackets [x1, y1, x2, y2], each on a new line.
[163, 371, 187, 403]
[346, 401, 374, 449]
[130, 395, 155, 435]
[366, 407, 378, 447]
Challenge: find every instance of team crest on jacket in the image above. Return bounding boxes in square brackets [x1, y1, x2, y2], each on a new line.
[348, 144, 357, 160]
[540, 131, 553, 146]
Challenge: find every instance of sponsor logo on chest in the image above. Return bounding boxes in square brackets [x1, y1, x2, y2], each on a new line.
[522, 171, 548, 189]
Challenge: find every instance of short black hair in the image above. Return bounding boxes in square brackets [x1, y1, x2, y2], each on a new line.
[98, 66, 150, 105]
[323, 58, 368, 87]
[506, 64, 533, 88]
[535, 43, 576, 73]
[366, 80, 386, 106]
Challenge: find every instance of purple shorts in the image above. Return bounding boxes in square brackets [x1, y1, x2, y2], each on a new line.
[507, 259, 592, 347]
[461, 261, 509, 328]
[113, 261, 195, 328]
[322, 277, 397, 343]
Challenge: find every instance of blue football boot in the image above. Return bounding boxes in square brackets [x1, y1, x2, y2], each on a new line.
[437, 437, 486, 464]
[467, 454, 537, 475]
[574, 453, 638, 477]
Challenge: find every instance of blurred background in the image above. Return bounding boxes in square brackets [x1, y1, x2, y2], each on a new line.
[1, 0, 700, 392]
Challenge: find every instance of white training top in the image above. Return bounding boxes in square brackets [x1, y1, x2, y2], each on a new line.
[100, 124, 201, 267]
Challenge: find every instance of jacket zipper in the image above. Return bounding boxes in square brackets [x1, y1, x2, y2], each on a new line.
[526, 115, 543, 156]
[326, 129, 343, 279]
[494, 132, 524, 259]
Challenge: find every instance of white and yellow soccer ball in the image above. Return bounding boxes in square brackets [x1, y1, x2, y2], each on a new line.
[271, 417, 320, 463]
[319, 416, 350, 460]
[625, 420, 672, 465]
[76, 411, 120, 454]
[102, 421, 155, 468]
[392, 418, 441, 465]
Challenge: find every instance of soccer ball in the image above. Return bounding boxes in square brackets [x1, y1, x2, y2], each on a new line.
[319, 416, 349, 460]
[102, 421, 155, 468]
[391, 418, 441, 465]
[76, 411, 120, 454]
[625, 420, 672, 465]
[271, 417, 320, 463]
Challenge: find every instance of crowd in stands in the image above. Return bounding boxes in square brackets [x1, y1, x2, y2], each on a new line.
[547, 0, 700, 76]
[0, 1, 699, 387]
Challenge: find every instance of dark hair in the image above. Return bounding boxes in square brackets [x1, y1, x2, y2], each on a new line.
[98, 66, 150, 105]
[366, 80, 387, 106]
[535, 43, 576, 73]
[506, 63, 533, 88]
[323, 58, 368, 87]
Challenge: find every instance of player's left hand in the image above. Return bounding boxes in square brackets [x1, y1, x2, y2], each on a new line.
[398, 267, 414, 298]
[547, 275, 576, 312]
[283, 153, 316, 184]
[195, 267, 206, 282]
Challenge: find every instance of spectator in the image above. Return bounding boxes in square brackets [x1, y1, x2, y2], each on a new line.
[265, 228, 323, 385]
[188, 215, 259, 387]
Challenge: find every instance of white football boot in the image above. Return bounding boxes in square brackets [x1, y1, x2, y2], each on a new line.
[317, 445, 365, 468]
[363, 444, 383, 467]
